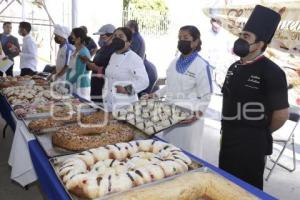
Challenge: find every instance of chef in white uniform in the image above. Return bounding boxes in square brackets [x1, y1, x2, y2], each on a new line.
[148, 26, 213, 158]
[52, 25, 73, 81]
[103, 27, 149, 112]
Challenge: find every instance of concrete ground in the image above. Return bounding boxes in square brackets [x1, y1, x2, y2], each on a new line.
[0, 95, 299, 200]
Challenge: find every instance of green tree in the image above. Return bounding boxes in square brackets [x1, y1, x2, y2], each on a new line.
[123, 0, 170, 35]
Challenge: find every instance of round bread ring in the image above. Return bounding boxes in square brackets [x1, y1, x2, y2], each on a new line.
[81, 112, 113, 124]
[52, 124, 134, 151]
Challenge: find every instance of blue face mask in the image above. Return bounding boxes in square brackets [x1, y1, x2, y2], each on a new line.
[98, 39, 107, 48]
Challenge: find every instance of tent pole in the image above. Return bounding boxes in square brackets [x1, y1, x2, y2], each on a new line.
[0, 0, 16, 16]
[71, 0, 78, 28]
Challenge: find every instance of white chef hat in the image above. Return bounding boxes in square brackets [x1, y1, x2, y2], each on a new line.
[54, 24, 70, 40]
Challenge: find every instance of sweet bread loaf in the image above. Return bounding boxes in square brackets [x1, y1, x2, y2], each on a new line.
[52, 123, 135, 151]
[28, 114, 78, 134]
[110, 172, 257, 200]
[81, 111, 113, 124]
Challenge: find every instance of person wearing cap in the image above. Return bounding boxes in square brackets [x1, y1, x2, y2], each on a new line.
[79, 24, 116, 103]
[219, 5, 289, 189]
[80, 26, 97, 57]
[94, 24, 115, 49]
[126, 20, 145, 59]
[49, 24, 74, 81]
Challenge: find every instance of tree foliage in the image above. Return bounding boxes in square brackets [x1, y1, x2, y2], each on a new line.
[123, 0, 170, 35]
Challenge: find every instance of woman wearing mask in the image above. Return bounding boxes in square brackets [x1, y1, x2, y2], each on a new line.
[103, 27, 149, 111]
[145, 25, 213, 158]
[66, 28, 91, 100]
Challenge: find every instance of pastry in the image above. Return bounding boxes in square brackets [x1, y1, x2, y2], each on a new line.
[52, 123, 135, 151]
[55, 139, 192, 199]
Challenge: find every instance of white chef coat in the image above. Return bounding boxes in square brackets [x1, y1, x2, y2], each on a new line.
[156, 54, 213, 158]
[200, 29, 234, 70]
[104, 50, 149, 111]
[55, 42, 74, 80]
[20, 34, 38, 72]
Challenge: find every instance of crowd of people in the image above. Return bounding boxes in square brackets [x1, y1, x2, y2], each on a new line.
[0, 5, 290, 191]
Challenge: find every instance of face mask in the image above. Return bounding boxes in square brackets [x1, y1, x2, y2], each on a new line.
[98, 39, 107, 48]
[233, 38, 256, 58]
[54, 36, 60, 44]
[111, 37, 125, 51]
[68, 36, 75, 45]
[177, 40, 192, 55]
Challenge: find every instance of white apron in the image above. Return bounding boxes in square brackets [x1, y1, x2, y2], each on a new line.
[161, 118, 204, 158]
[156, 55, 212, 158]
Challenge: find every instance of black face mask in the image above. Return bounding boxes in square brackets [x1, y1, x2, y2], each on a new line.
[68, 36, 75, 45]
[111, 37, 125, 51]
[54, 36, 60, 44]
[177, 40, 192, 55]
[233, 38, 256, 58]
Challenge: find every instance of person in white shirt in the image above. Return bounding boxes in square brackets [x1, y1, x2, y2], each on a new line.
[144, 25, 213, 158]
[201, 18, 236, 92]
[104, 27, 149, 112]
[49, 24, 74, 81]
[18, 21, 38, 76]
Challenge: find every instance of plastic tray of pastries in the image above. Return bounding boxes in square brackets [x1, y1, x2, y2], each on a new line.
[113, 99, 193, 136]
[49, 139, 202, 200]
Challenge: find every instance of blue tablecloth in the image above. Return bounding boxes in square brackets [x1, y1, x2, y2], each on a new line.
[1, 93, 276, 200]
[0, 94, 16, 131]
[27, 136, 276, 200]
[28, 140, 71, 200]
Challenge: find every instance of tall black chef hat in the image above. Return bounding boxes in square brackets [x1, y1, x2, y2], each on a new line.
[243, 5, 281, 44]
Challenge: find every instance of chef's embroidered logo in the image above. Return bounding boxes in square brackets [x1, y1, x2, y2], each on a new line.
[245, 75, 261, 89]
[185, 71, 196, 78]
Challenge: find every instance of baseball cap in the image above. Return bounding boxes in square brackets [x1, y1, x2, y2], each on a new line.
[93, 24, 115, 35]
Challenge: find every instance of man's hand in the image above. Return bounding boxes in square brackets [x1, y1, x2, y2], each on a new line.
[115, 85, 128, 94]
[87, 62, 97, 71]
[141, 93, 158, 100]
[7, 43, 19, 53]
[79, 55, 90, 64]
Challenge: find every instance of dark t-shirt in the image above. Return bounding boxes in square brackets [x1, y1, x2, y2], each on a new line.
[85, 36, 97, 55]
[0, 33, 20, 60]
[138, 58, 158, 97]
[221, 56, 289, 129]
[90, 44, 116, 101]
[131, 32, 145, 59]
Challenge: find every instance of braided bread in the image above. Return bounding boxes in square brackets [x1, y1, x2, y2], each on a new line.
[52, 124, 135, 151]
[55, 139, 192, 199]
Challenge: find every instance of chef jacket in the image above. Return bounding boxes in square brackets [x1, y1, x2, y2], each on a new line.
[104, 50, 149, 111]
[156, 55, 213, 112]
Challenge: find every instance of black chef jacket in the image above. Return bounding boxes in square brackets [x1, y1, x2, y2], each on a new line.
[90, 44, 116, 103]
[222, 55, 289, 137]
[220, 55, 289, 189]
